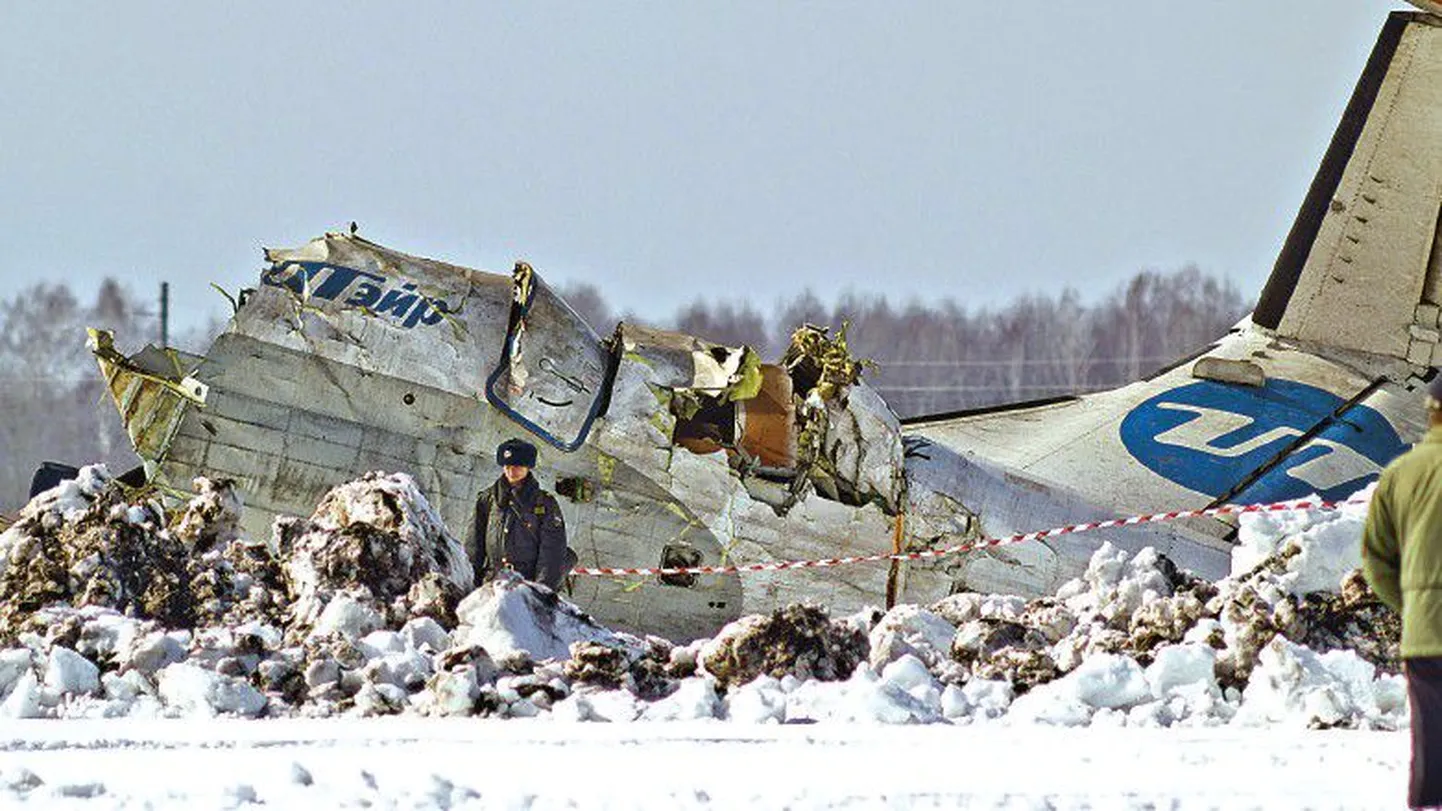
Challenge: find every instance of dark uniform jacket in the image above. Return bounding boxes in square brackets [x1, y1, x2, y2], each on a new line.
[470, 474, 570, 589]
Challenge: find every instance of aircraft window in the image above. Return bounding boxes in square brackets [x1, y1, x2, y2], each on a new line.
[555, 476, 595, 503]
[658, 544, 702, 588]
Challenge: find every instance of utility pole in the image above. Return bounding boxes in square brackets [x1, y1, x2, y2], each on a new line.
[160, 282, 170, 347]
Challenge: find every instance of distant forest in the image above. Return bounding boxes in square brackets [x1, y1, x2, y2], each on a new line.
[0, 266, 1247, 512]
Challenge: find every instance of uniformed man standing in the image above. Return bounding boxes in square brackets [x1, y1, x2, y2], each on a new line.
[470, 438, 571, 590]
[1362, 375, 1442, 809]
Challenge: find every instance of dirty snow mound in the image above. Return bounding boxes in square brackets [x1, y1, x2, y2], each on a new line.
[282, 472, 473, 639]
[0, 466, 191, 638]
[700, 603, 868, 690]
[172, 477, 244, 554]
[0, 467, 1408, 730]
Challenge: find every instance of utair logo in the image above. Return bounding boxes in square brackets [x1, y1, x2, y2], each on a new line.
[261, 261, 454, 330]
[1118, 379, 1407, 504]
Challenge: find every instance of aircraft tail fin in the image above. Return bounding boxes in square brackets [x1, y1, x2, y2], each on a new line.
[1254, 12, 1442, 367]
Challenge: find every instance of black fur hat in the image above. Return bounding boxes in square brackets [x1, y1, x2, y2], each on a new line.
[496, 438, 538, 468]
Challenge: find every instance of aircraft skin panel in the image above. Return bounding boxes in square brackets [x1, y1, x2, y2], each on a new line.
[487, 272, 612, 450]
[911, 327, 1412, 517]
[148, 299, 891, 641]
[243, 235, 513, 398]
[906, 440, 1232, 596]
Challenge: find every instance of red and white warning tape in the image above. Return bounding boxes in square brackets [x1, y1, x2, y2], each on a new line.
[569, 496, 1368, 578]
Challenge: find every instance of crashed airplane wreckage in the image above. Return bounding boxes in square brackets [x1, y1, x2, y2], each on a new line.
[90, 9, 1442, 640]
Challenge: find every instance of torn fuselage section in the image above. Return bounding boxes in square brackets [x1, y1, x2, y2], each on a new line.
[612, 322, 907, 517]
[87, 328, 209, 480]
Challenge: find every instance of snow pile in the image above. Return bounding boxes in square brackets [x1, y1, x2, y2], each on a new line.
[0, 466, 192, 635]
[452, 571, 628, 662]
[0, 470, 1407, 729]
[700, 603, 869, 690]
[1232, 488, 1373, 596]
[281, 472, 474, 640]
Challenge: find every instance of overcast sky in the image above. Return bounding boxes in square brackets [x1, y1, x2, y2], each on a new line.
[0, 2, 1414, 334]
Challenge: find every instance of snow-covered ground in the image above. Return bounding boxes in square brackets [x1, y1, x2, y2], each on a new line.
[0, 469, 1415, 808]
[0, 719, 1409, 809]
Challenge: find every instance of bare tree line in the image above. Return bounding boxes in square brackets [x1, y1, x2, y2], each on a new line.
[0, 266, 1246, 512]
[0, 282, 219, 514]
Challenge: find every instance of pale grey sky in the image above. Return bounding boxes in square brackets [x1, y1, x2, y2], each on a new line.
[0, 2, 1413, 333]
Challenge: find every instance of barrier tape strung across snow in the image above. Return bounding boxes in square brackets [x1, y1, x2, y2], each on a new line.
[570, 496, 1369, 578]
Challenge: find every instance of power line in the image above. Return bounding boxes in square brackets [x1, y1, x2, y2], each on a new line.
[870, 355, 1179, 368]
[874, 383, 1117, 393]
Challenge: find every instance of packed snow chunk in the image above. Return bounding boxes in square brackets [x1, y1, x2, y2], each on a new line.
[962, 679, 1017, 721]
[1063, 653, 1150, 710]
[702, 603, 869, 691]
[157, 663, 266, 718]
[281, 472, 473, 638]
[313, 591, 384, 641]
[422, 666, 481, 717]
[1146, 643, 1218, 699]
[71, 610, 147, 665]
[1233, 636, 1397, 729]
[171, 477, 244, 554]
[400, 617, 451, 653]
[930, 592, 984, 626]
[552, 688, 643, 723]
[0, 648, 33, 699]
[1011, 653, 1150, 726]
[867, 604, 957, 670]
[0, 671, 44, 719]
[881, 654, 942, 707]
[940, 683, 971, 721]
[352, 682, 408, 717]
[724, 675, 787, 723]
[1233, 488, 1370, 595]
[360, 630, 405, 657]
[44, 646, 99, 696]
[1376, 672, 1408, 718]
[454, 572, 626, 662]
[1006, 683, 1094, 727]
[124, 631, 188, 676]
[0, 467, 192, 637]
[102, 670, 155, 703]
[640, 677, 720, 721]
[785, 665, 941, 724]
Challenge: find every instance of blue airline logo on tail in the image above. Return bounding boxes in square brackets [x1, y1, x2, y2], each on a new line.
[1119, 379, 1406, 503]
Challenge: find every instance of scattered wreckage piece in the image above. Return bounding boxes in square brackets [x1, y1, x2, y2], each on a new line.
[86, 233, 952, 641]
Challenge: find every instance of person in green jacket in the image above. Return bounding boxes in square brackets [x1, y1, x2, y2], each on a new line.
[1363, 375, 1442, 809]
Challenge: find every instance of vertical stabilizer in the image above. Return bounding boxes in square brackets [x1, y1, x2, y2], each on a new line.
[1255, 13, 1442, 366]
